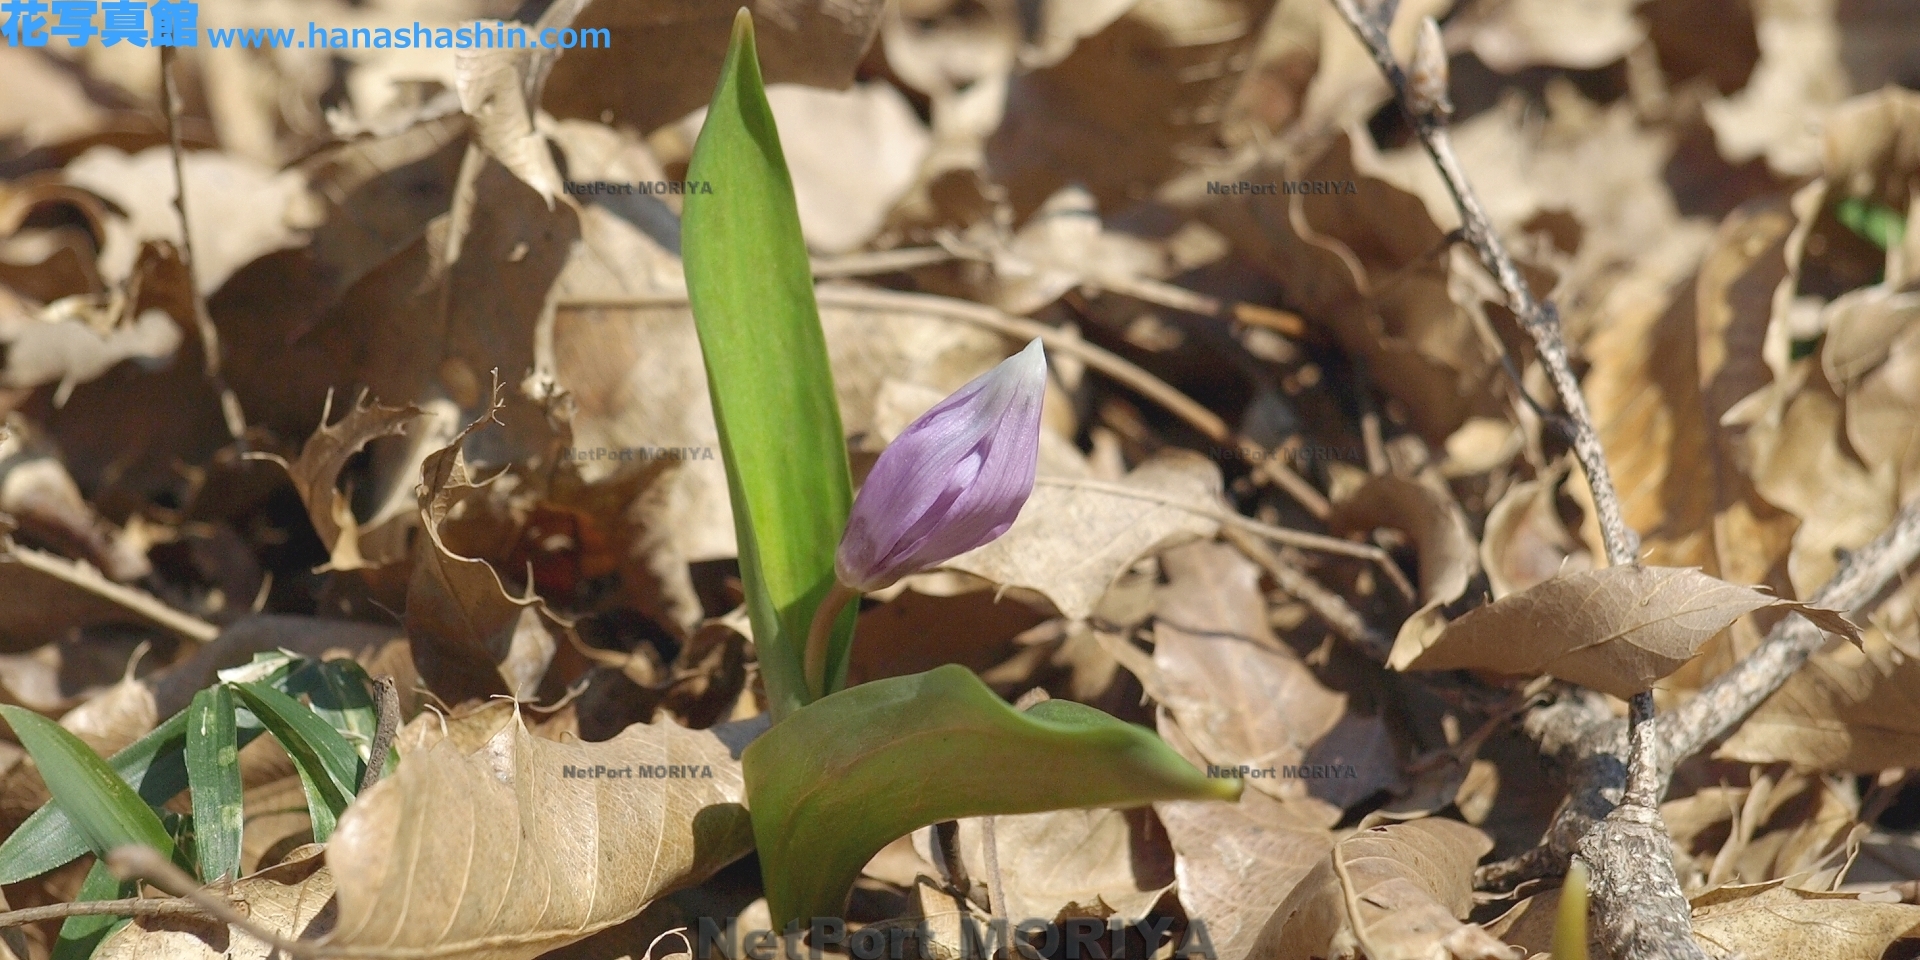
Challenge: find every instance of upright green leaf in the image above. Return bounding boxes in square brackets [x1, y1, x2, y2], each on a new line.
[0, 707, 174, 864]
[682, 9, 855, 720]
[185, 686, 243, 882]
[743, 665, 1243, 927]
[51, 859, 132, 960]
[230, 681, 362, 841]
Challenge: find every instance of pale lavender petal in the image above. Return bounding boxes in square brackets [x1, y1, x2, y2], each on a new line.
[835, 339, 1047, 592]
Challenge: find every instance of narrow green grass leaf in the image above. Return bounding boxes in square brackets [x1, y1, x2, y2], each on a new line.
[682, 9, 855, 720]
[0, 707, 175, 865]
[1554, 860, 1591, 960]
[185, 686, 243, 882]
[50, 859, 132, 960]
[285, 659, 380, 761]
[230, 681, 362, 841]
[1835, 195, 1907, 251]
[743, 665, 1243, 927]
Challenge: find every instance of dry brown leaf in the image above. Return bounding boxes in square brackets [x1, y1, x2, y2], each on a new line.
[1249, 818, 1510, 960]
[1450, 0, 1645, 72]
[1720, 588, 1920, 772]
[542, 0, 885, 136]
[1152, 540, 1399, 811]
[326, 714, 753, 960]
[62, 146, 308, 296]
[0, 538, 215, 651]
[1154, 718, 1334, 960]
[251, 394, 422, 573]
[0, 293, 182, 404]
[93, 845, 335, 960]
[943, 453, 1222, 622]
[55, 667, 156, 758]
[404, 407, 570, 705]
[929, 808, 1174, 924]
[0, 419, 149, 582]
[1704, 0, 1850, 177]
[1394, 565, 1859, 697]
[1330, 473, 1478, 657]
[1689, 883, 1920, 959]
[1479, 467, 1592, 600]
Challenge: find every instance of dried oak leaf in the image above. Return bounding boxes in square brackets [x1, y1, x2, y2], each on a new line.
[1392, 565, 1859, 698]
[251, 394, 422, 572]
[325, 714, 753, 960]
[1249, 818, 1511, 960]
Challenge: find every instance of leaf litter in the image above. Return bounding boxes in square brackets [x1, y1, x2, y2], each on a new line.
[0, 0, 1918, 959]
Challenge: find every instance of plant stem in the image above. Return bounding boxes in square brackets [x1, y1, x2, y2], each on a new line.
[804, 581, 859, 700]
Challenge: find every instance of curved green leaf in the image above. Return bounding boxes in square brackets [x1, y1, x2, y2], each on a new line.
[682, 9, 855, 720]
[743, 665, 1243, 927]
[0, 706, 175, 863]
[52, 859, 132, 960]
[230, 681, 362, 841]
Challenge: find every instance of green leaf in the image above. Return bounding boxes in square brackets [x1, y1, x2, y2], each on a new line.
[743, 665, 1243, 927]
[682, 9, 855, 720]
[185, 685, 243, 882]
[1835, 195, 1906, 251]
[229, 681, 362, 841]
[284, 658, 381, 761]
[0, 707, 175, 866]
[51, 859, 132, 960]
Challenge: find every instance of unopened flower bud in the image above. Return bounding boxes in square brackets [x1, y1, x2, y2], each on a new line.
[834, 339, 1047, 592]
[1409, 17, 1452, 120]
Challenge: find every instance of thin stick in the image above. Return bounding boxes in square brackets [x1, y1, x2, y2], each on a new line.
[1224, 526, 1394, 662]
[1034, 475, 1416, 601]
[159, 48, 247, 443]
[0, 897, 211, 930]
[1322, 3, 1697, 956]
[107, 847, 390, 959]
[556, 286, 1334, 517]
[360, 676, 402, 792]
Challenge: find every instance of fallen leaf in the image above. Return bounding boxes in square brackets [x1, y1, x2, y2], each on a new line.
[1688, 882, 1920, 959]
[1250, 818, 1510, 960]
[93, 845, 335, 960]
[933, 807, 1174, 924]
[404, 405, 571, 704]
[250, 394, 422, 572]
[542, 0, 887, 136]
[0, 538, 216, 651]
[326, 714, 754, 960]
[1152, 541, 1400, 811]
[1394, 565, 1859, 697]
[943, 453, 1223, 622]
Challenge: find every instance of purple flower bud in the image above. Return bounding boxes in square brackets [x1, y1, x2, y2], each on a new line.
[835, 339, 1048, 593]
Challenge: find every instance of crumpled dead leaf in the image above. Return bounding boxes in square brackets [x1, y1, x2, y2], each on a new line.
[1394, 565, 1859, 697]
[404, 404, 570, 705]
[251, 394, 422, 573]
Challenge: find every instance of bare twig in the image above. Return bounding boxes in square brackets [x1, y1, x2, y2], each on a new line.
[159, 48, 247, 443]
[0, 896, 212, 930]
[558, 285, 1334, 516]
[1033, 475, 1417, 601]
[1224, 526, 1395, 661]
[1321, 3, 1702, 957]
[1479, 499, 1920, 893]
[359, 675, 402, 792]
